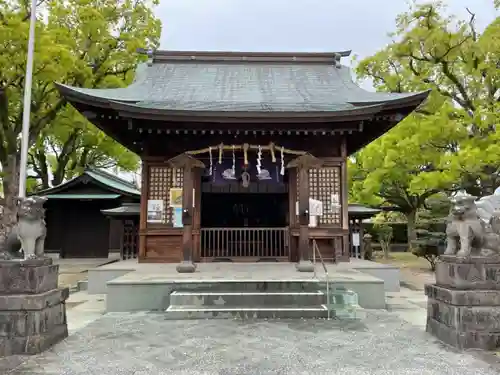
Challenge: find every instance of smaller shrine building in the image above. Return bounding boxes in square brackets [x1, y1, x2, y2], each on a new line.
[38, 169, 140, 258]
[56, 50, 428, 266]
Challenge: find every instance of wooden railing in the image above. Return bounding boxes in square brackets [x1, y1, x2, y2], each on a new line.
[200, 227, 289, 259]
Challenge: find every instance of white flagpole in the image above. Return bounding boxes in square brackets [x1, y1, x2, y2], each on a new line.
[18, 0, 38, 198]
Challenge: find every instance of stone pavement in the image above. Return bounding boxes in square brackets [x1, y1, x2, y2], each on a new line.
[2, 287, 500, 375]
[50, 254, 120, 289]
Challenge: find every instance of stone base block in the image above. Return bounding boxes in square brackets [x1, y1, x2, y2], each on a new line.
[426, 283, 500, 350]
[176, 261, 196, 273]
[435, 255, 500, 290]
[427, 317, 500, 350]
[0, 324, 68, 356]
[0, 258, 58, 294]
[425, 284, 500, 306]
[0, 284, 69, 356]
[296, 260, 314, 272]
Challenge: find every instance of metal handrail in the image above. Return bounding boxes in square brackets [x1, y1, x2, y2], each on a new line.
[312, 239, 331, 320]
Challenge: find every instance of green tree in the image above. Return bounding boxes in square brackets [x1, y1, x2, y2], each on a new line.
[356, 0, 500, 196]
[349, 110, 459, 247]
[28, 106, 139, 190]
[0, 0, 160, 235]
[350, 0, 499, 245]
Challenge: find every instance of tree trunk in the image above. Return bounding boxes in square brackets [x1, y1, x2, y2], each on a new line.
[1, 153, 20, 243]
[406, 210, 417, 251]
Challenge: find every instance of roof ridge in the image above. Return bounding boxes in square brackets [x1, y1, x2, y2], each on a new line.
[85, 168, 138, 189]
[137, 49, 351, 64]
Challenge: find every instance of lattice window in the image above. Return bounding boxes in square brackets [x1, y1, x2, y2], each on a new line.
[148, 166, 184, 224]
[297, 167, 341, 225]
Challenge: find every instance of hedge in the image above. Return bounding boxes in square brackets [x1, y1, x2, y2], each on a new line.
[364, 222, 446, 244]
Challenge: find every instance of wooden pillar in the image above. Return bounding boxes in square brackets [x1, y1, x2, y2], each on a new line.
[287, 154, 323, 272]
[297, 166, 312, 271]
[138, 160, 148, 261]
[168, 153, 205, 273]
[359, 219, 365, 259]
[180, 165, 194, 271]
[340, 137, 350, 261]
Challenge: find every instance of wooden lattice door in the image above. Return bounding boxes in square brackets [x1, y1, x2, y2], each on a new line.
[121, 219, 139, 259]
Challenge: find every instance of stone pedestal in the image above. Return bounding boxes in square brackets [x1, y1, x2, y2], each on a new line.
[425, 255, 500, 350]
[0, 258, 68, 356]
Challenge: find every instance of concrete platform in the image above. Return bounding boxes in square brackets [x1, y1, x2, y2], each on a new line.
[349, 258, 400, 292]
[86, 260, 395, 312]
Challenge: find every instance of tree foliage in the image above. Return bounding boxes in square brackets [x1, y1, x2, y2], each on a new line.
[350, 0, 499, 245]
[0, 0, 161, 234]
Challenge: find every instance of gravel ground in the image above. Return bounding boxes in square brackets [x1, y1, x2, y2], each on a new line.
[2, 310, 500, 375]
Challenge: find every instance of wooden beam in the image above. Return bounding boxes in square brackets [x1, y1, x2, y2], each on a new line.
[340, 136, 350, 261]
[167, 153, 205, 169]
[286, 153, 323, 169]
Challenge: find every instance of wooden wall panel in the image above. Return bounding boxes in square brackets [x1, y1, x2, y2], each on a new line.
[313, 238, 336, 262]
[290, 235, 343, 263]
[145, 235, 182, 262]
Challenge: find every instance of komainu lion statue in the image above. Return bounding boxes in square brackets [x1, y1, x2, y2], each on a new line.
[0, 196, 47, 260]
[444, 191, 500, 257]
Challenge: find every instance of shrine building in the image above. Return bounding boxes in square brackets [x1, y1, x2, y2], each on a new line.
[56, 50, 428, 269]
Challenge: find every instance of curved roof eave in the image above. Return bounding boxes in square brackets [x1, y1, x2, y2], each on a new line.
[56, 83, 430, 120]
[55, 82, 137, 108]
[107, 100, 388, 120]
[348, 90, 431, 109]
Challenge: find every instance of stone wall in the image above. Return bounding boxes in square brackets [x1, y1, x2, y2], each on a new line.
[0, 258, 68, 356]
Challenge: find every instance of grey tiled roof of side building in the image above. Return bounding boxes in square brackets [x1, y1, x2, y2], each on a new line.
[57, 60, 427, 112]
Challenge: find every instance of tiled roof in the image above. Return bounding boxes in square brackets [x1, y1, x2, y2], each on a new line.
[56, 51, 428, 114]
[85, 169, 140, 196]
[37, 169, 140, 198]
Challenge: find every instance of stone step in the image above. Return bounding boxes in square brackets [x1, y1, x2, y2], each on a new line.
[169, 290, 325, 307]
[77, 280, 88, 292]
[165, 281, 323, 293]
[165, 305, 329, 319]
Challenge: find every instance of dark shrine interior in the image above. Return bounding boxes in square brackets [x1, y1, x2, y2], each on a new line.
[199, 155, 290, 228]
[201, 192, 289, 228]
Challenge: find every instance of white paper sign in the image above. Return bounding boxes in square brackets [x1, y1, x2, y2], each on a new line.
[147, 200, 164, 223]
[331, 193, 341, 212]
[309, 215, 318, 228]
[352, 232, 360, 247]
[295, 198, 323, 216]
[309, 198, 323, 216]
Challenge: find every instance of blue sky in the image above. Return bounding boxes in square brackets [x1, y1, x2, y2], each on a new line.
[155, 0, 497, 61]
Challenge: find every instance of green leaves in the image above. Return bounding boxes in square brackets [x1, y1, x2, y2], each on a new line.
[351, 1, 500, 214]
[0, 0, 161, 191]
[350, 1, 500, 243]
